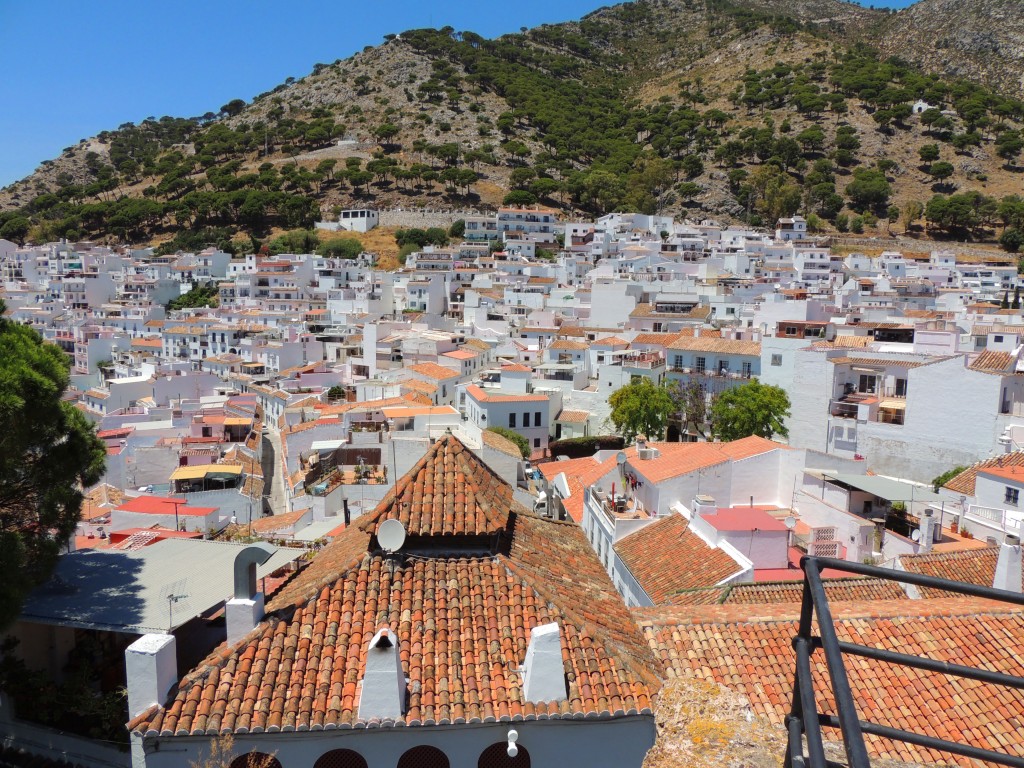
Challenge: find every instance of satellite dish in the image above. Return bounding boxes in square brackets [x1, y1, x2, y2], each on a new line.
[911, 529, 922, 542]
[784, 515, 797, 530]
[616, 451, 628, 466]
[377, 519, 407, 553]
[825, 323, 838, 342]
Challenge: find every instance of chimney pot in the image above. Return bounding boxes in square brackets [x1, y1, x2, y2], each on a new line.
[993, 535, 1023, 593]
[125, 633, 177, 718]
[522, 622, 567, 703]
[358, 626, 406, 720]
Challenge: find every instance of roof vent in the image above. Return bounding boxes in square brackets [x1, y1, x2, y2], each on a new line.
[994, 534, 1022, 593]
[358, 627, 406, 720]
[521, 622, 567, 703]
[226, 543, 276, 647]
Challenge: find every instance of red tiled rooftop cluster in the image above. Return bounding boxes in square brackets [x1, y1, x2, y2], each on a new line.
[131, 435, 659, 736]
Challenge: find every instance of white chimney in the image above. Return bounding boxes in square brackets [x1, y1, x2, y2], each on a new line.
[918, 509, 935, 553]
[226, 543, 276, 647]
[125, 634, 177, 718]
[993, 534, 1022, 592]
[522, 622, 567, 703]
[358, 627, 406, 720]
[693, 495, 717, 518]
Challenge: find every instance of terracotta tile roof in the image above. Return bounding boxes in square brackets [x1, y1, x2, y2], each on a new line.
[132, 435, 659, 736]
[630, 303, 710, 320]
[898, 546, 1000, 598]
[943, 451, 1024, 495]
[667, 578, 908, 606]
[548, 339, 588, 351]
[406, 362, 462, 381]
[637, 598, 1024, 766]
[969, 349, 1016, 373]
[614, 514, 744, 602]
[811, 335, 873, 349]
[501, 362, 532, 372]
[556, 409, 589, 424]
[464, 384, 548, 404]
[666, 336, 761, 356]
[592, 336, 629, 346]
[462, 338, 491, 352]
[481, 428, 524, 458]
[979, 464, 1024, 483]
[537, 455, 615, 523]
[400, 379, 438, 395]
[630, 332, 685, 346]
[625, 436, 784, 484]
[829, 354, 933, 369]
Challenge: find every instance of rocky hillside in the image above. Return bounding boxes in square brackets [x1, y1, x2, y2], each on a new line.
[2, 0, 1024, 252]
[878, 0, 1024, 100]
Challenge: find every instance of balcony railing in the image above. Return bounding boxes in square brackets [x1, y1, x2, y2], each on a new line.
[785, 556, 1024, 768]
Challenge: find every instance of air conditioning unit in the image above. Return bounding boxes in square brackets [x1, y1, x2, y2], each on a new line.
[638, 447, 660, 460]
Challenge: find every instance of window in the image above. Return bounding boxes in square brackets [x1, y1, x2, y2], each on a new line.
[479, 743, 531, 768]
[696, 356, 706, 373]
[785, 325, 799, 336]
[895, 378, 907, 397]
[771, 354, 782, 367]
[1007, 487, 1019, 505]
[523, 412, 530, 428]
[718, 360, 729, 374]
[534, 437, 540, 448]
[398, 746, 449, 768]
[742, 361, 753, 377]
[315, 750, 368, 768]
[508, 413, 516, 428]
[230, 755, 282, 768]
[995, 335, 1004, 343]
[535, 411, 542, 425]
[858, 374, 878, 394]
[673, 354, 683, 369]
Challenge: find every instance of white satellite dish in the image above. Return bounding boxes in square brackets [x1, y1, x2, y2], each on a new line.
[616, 451, 628, 466]
[911, 529, 922, 542]
[377, 519, 407, 553]
[784, 515, 797, 530]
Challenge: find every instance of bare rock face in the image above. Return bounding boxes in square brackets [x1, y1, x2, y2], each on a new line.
[878, 0, 1024, 98]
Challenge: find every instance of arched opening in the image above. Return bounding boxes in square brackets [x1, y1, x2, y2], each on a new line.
[314, 749, 368, 768]
[397, 745, 450, 768]
[229, 753, 282, 768]
[478, 742, 531, 768]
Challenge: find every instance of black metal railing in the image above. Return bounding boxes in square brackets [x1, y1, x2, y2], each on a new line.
[785, 556, 1024, 768]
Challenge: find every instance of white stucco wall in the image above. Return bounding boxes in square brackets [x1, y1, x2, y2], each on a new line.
[133, 714, 657, 768]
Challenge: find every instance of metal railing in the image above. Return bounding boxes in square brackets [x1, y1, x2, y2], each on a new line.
[785, 556, 1024, 768]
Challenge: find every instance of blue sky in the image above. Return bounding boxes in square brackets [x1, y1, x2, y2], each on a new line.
[0, 0, 914, 189]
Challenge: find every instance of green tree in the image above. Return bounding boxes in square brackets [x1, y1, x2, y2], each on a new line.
[0, 302, 106, 628]
[918, 144, 940, 163]
[845, 167, 891, 213]
[608, 378, 674, 443]
[317, 238, 363, 259]
[486, 426, 530, 459]
[929, 161, 955, 184]
[710, 380, 791, 442]
[1001, 228, 1024, 253]
[665, 379, 714, 440]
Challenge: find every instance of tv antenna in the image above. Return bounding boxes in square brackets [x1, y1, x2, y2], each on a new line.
[160, 578, 189, 631]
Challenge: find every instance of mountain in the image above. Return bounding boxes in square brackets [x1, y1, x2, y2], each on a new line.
[878, 0, 1024, 100]
[2, 0, 1024, 251]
